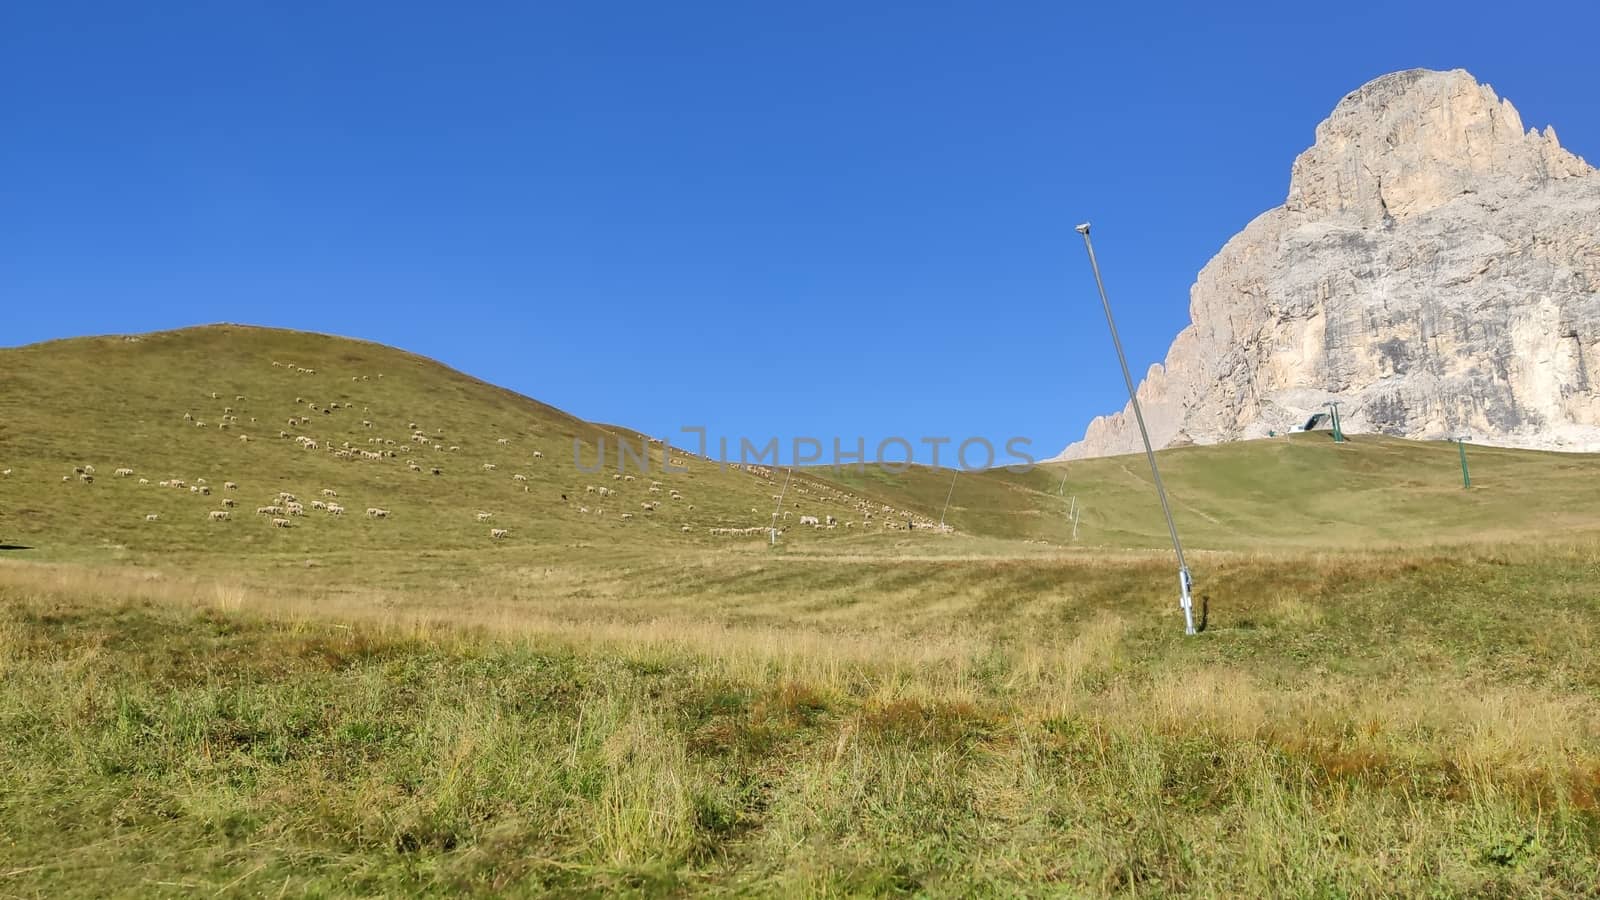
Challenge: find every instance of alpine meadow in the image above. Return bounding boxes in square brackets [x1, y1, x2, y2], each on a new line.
[3, 324, 1599, 896]
[6, 7, 1600, 893]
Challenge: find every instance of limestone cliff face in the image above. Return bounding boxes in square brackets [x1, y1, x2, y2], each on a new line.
[1062, 68, 1600, 459]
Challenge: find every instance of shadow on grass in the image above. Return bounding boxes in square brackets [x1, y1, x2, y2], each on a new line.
[0, 544, 34, 551]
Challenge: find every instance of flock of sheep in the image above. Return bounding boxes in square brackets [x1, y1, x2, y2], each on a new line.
[16, 356, 943, 546]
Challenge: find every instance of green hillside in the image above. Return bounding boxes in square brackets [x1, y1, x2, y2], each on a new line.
[4, 324, 1598, 564]
[834, 433, 1600, 551]
[0, 325, 934, 562]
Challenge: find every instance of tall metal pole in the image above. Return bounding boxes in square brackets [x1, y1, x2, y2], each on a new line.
[1324, 401, 1345, 443]
[1076, 223, 1196, 635]
[1455, 435, 1471, 489]
[770, 467, 792, 544]
[940, 470, 957, 528]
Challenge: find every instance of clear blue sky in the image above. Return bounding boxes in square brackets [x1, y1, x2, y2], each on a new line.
[4, 2, 1596, 464]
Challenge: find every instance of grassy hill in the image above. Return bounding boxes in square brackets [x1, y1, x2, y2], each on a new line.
[5, 324, 1600, 895]
[6, 324, 1598, 566]
[0, 325, 938, 563]
[833, 432, 1600, 550]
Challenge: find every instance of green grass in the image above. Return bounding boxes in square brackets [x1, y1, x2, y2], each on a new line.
[3, 324, 1600, 896]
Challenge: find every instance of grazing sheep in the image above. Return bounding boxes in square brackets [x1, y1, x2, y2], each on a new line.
[287, 503, 305, 516]
[80, 473, 94, 484]
[481, 463, 497, 471]
[826, 515, 837, 526]
[183, 412, 193, 421]
[449, 446, 460, 452]
[256, 506, 283, 516]
[224, 482, 238, 490]
[327, 504, 345, 516]
[145, 513, 159, 521]
[138, 477, 149, 484]
[490, 528, 508, 539]
[312, 500, 326, 510]
[624, 475, 635, 482]
[799, 515, 820, 526]
[114, 468, 134, 477]
[682, 525, 692, 532]
[649, 485, 661, 494]
[476, 512, 492, 521]
[209, 510, 230, 521]
[430, 467, 442, 476]
[512, 474, 527, 482]
[496, 438, 510, 445]
[596, 486, 612, 497]
[366, 507, 389, 518]
[222, 498, 237, 508]
[620, 513, 634, 520]
[271, 518, 291, 528]
[579, 506, 590, 513]
[320, 488, 337, 497]
[533, 450, 544, 459]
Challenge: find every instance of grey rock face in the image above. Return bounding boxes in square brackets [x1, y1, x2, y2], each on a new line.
[1062, 68, 1600, 459]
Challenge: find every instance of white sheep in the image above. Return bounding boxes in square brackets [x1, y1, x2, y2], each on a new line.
[476, 512, 492, 521]
[366, 507, 389, 518]
[800, 515, 820, 526]
[532, 450, 544, 459]
[490, 528, 508, 539]
[271, 518, 291, 528]
[114, 467, 134, 477]
[209, 510, 230, 521]
[320, 488, 337, 497]
[327, 504, 345, 516]
[224, 481, 238, 490]
[145, 513, 159, 521]
[138, 477, 149, 485]
[497, 438, 510, 445]
[481, 463, 497, 471]
[222, 498, 237, 508]
[312, 500, 326, 510]
[512, 474, 527, 482]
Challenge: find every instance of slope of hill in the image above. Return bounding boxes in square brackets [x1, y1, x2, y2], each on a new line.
[4, 324, 1598, 565]
[0, 325, 925, 561]
[834, 433, 1600, 551]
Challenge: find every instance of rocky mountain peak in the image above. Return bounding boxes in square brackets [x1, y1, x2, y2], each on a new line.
[1286, 68, 1592, 223]
[1061, 69, 1600, 460]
